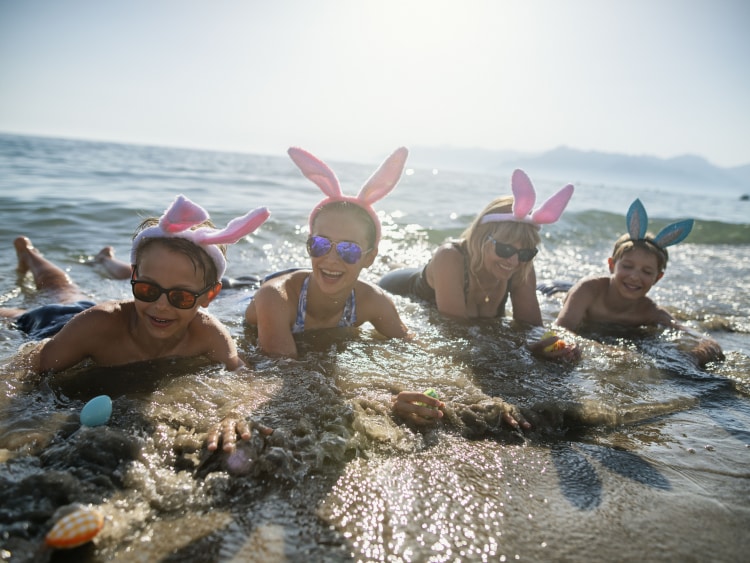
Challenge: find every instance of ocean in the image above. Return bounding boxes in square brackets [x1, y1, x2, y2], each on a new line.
[1, 133, 748, 562]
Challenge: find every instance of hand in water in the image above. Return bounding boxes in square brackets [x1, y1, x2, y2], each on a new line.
[206, 413, 273, 452]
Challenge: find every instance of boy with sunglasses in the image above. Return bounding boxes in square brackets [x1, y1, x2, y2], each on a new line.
[3, 195, 269, 376]
[379, 169, 578, 361]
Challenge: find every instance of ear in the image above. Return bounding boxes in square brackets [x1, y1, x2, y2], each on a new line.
[655, 271, 665, 284]
[531, 184, 574, 225]
[626, 199, 648, 240]
[653, 219, 694, 248]
[607, 257, 615, 273]
[358, 147, 408, 205]
[288, 147, 342, 198]
[161, 194, 211, 233]
[201, 282, 222, 307]
[511, 169, 536, 218]
[362, 246, 378, 269]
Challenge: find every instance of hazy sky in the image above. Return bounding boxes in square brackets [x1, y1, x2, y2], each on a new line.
[1, 0, 748, 167]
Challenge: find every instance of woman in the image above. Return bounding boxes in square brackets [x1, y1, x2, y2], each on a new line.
[379, 169, 578, 360]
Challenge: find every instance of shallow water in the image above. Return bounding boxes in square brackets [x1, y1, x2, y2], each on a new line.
[1, 134, 749, 562]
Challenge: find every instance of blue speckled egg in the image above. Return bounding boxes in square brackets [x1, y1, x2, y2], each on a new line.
[80, 395, 112, 427]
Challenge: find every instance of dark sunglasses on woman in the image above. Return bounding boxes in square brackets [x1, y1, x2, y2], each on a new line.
[487, 235, 538, 262]
[306, 235, 370, 264]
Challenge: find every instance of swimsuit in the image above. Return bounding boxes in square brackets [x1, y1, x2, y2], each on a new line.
[291, 276, 357, 334]
[13, 300, 96, 340]
[378, 243, 510, 317]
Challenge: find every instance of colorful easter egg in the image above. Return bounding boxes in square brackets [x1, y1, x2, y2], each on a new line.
[417, 388, 440, 409]
[541, 330, 566, 353]
[45, 506, 104, 549]
[80, 395, 112, 427]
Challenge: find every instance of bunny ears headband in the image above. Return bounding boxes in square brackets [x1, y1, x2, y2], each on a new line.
[130, 195, 270, 279]
[480, 169, 574, 229]
[288, 146, 409, 245]
[625, 198, 693, 251]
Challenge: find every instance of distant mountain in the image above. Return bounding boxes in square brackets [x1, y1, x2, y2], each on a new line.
[407, 145, 750, 192]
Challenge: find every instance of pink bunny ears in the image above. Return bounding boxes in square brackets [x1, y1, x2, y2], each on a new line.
[288, 146, 409, 245]
[626, 199, 693, 250]
[130, 194, 270, 279]
[480, 169, 574, 229]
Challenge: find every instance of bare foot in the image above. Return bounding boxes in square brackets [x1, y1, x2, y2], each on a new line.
[14, 236, 38, 276]
[94, 246, 116, 263]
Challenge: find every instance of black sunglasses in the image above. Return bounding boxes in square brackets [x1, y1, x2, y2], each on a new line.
[487, 236, 538, 262]
[130, 271, 215, 309]
[306, 235, 370, 264]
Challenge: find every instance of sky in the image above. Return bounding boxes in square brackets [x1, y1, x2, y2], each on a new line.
[1, 0, 748, 168]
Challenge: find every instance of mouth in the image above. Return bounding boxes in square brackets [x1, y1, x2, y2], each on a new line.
[148, 315, 175, 328]
[320, 268, 344, 281]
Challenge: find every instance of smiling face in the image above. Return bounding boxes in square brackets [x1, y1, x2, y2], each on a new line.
[132, 242, 215, 340]
[308, 206, 377, 295]
[608, 246, 664, 300]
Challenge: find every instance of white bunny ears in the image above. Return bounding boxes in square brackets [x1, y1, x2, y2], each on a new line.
[288, 146, 409, 245]
[626, 198, 693, 250]
[480, 169, 574, 229]
[130, 194, 270, 279]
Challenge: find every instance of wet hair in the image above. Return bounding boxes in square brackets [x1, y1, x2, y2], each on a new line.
[311, 201, 378, 250]
[460, 196, 541, 282]
[611, 232, 669, 272]
[132, 217, 226, 285]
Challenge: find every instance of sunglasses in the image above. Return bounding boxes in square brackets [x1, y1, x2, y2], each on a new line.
[306, 235, 370, 264]
[130, 272, 215, 309]
[487, 236, 538, 262]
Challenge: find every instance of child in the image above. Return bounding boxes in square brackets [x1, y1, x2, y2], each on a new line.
[555, 199, 724, 367]
[244, 146, 413, 358]
[379, 168, 579, 361]
[3, 195, 270, 375]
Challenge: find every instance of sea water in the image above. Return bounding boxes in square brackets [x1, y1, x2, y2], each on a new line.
[0, 133, 748, 562]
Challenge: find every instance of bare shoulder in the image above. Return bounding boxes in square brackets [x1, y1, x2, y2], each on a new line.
[431, 242, 464, 266]
[567, 276, 609, 298]
[427, 242, 465, 280]
[256, 270, 307, 301]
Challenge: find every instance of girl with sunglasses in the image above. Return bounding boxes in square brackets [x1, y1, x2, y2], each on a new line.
[244, 147, 412, 359]
[379, 169, 579, 361]
[2, 195, 269, 379]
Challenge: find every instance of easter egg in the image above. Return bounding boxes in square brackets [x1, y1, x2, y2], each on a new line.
[541, 330, 566, 353]
[80, 395, 112, 427]
[45, 506, 104, 549]
[417, 388, 440, 410]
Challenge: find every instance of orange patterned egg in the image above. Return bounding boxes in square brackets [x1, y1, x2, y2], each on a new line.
[541, 330, 567, 353]
[45, 506, 104, 549]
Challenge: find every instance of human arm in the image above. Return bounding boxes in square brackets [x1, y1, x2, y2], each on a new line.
[200, 313, 246, 371]
[554, 278, 599, 332]
[34, 307, 111, 374]
[358, 282, 412, 339]
[655, 309, 725, 367]
[246, 281, 299, 358]
[428, 245, 472, 319]
[509, 267, 543, 326]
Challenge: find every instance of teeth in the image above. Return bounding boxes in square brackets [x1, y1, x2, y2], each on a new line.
[322, 269, 343, 277]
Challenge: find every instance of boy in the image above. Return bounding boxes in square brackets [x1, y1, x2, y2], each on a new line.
[3, 195, 269, 374]
[555, 199, 723, 367]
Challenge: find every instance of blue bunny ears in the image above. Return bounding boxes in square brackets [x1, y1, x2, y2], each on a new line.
[626, 199, 694, 249]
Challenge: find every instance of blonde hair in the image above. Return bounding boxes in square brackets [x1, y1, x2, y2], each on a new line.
[460, 196, 541, 282]
[611, 232, 669, 272]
